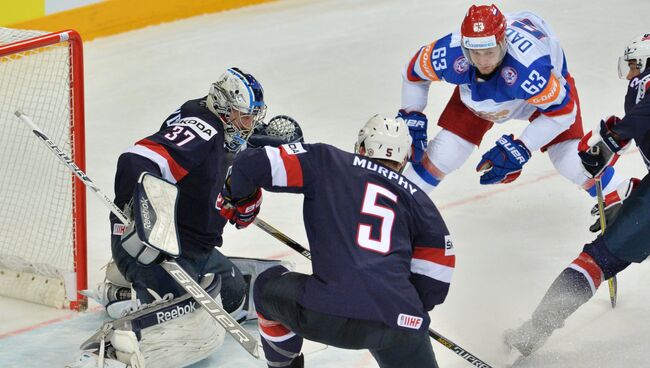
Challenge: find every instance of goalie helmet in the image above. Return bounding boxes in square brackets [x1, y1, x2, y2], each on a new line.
[355, 115, 412, 165]
[618, 33, 650, 79]
[460, 4, 508, 67]
[207, 67, 267, 152]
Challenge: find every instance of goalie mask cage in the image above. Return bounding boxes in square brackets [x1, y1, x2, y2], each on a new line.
[0, 28, 87, 311]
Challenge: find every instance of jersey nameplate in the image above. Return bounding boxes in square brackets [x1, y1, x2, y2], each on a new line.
[169, 117, 217, 141]
[353, 156, 418, 195]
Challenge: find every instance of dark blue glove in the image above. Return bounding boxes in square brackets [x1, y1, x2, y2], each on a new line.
[397, 109, 427, 163]
[476, 134, 531, 185]
[577, 116, 630, 178]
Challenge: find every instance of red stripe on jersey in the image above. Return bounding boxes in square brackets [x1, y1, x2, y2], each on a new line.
[136, 138, 189, 181]
[572, 252, 603, 288]
[413, 247, 455, 268]
[257, 313, 292, 338]
[541, 93, 575, 118]
[279, 146, 303, 187]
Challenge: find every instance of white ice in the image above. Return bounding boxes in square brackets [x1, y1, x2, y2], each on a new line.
[1, 0, 650, 367]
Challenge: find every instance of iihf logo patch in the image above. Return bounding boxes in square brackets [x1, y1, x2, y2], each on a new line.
[501, 66, 518, 85]
[453, 56, 469, 74]
[397, 313, 423, 330]
[113, 223, 127, 235]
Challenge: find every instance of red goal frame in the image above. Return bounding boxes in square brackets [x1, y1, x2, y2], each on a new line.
[0, 30, 87, 311]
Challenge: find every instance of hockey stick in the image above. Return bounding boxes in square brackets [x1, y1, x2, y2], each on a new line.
[253, 218, 495, 368]
[14, 110, 261, 359]
[595, 177, 617, 308]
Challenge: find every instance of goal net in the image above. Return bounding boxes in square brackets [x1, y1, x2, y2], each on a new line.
[0, 28, 87, 310]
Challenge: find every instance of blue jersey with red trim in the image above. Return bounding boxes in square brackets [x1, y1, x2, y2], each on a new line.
[111, 97, 231, 257]
[229, 143, 455, 332]
[617, 68, 650, 169]
[404, 11, 577, 131]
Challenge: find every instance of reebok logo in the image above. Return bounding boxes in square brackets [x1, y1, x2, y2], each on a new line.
[156, 301, 196, 324]
[140, 197, 152, 230]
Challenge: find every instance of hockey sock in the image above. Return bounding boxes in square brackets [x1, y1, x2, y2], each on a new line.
[584, 166, 625, 198]
[258, 313, 303, 368]
[531, 255, 599, 332]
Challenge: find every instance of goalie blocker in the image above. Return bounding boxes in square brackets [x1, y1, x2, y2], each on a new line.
[121, 172, 181, 265]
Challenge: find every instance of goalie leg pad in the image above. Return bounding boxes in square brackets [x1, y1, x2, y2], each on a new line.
[106, 259, 131, 288]
[80, 275, 225, 368]
[229, 256, 294, 322]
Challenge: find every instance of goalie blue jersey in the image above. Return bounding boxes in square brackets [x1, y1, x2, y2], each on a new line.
[228, 143, 455, 332]
[111, 97, 231, 258]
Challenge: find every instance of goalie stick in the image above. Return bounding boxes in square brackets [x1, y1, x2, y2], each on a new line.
[14, 110, 261, 359]
[252, 218, 495, 368]
[595, 177, 617, 308]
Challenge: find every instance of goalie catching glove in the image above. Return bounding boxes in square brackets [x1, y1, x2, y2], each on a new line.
[578, 116, 632, 178]
[247, 114, 304, 148]
[217, 174, 262, 229]
[121, 173, 181, 265]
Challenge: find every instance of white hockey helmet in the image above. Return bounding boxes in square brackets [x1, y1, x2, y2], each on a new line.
[618, 33, 650, 79]
[207, 67, 267, 151]
[355, 115, 412, 165]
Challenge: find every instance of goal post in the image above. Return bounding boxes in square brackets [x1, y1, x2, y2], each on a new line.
[0, 28, 87, 311]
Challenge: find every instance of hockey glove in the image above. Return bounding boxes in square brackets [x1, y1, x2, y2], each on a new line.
[217, 177, 262, 229]
[397, 109, 428, 163]
[578, 116, 631, 178]
[476, 134, 531, 185]
[589, 177, 640, 232]
[247, 115, 304, 148]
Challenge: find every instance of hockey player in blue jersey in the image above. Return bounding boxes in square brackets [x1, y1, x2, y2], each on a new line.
[398, 4, 627, 222]
[74, 68, 304, 368]
[218, 115, 455, 368]
[503, 33, 650, 357]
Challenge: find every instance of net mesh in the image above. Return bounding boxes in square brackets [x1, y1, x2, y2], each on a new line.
[0, 28, 76, 307]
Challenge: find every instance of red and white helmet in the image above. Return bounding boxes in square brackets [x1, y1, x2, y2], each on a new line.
[460, 4, 507, 65]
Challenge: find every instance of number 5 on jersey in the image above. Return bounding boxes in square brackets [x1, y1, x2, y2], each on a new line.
[357, 183, 397, 253]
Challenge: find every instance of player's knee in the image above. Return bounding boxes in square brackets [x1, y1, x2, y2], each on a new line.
[583, 238, 630, 280]
[253, 265, 290, 318]
[216, 265, 247, 313]
[546, 139, 590, 186]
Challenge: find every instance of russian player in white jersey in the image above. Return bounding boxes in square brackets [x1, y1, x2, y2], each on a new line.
[398, 4, 625, 217]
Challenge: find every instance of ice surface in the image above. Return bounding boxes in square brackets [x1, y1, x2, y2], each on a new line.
[2, 1, 649, 367]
